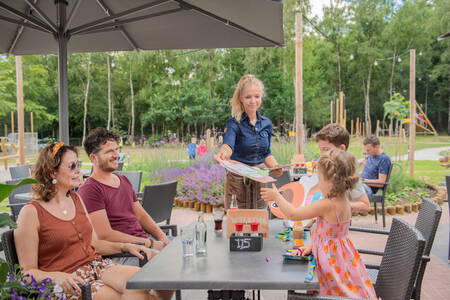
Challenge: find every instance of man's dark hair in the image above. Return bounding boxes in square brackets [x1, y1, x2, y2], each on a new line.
[315, 124, 350, 150]
[84, 127, 120, 156]
[363, 135, 380, 146]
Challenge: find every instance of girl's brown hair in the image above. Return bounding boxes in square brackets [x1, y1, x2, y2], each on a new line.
[318, 149, 359, 198]
[230, 74, 265, 122]
[32, 143, 78, 202]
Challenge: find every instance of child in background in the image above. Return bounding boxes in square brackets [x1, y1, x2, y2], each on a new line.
[188, 137, 197, 160]
[197, 139, 207, 157]
[261, 149, 376, 299]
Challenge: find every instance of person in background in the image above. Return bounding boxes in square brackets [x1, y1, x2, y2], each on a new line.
[188, 137, 197, 160]
[314, 124, 370, 212]
[215, 74, 282, 209]
[360, 135, 392, 195]
[14, 142, 169, 300]
[197, 139, 207, 157]
[261, 149, 376, 299]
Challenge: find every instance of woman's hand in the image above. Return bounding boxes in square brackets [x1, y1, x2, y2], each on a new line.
[214, 145, 232, 163]
[52, 272, 85, 296]
[270, 167, 283, 177]
[123, 243, 154, 261]
[260, 184, 281, 203]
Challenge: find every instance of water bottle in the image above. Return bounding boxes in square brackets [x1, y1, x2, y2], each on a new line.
[195, 212, 207, 256]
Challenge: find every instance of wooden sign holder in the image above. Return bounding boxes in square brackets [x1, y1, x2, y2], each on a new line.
[226, 209, 269, 239]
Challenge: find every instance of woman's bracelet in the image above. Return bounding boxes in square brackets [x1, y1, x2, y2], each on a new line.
[149, 239, 153, 248]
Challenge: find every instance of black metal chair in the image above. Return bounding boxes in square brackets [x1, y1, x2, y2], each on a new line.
[142, 180, 178, 237]
[9, 165, 31, 180]
[364, 163, 393, 228]
[114, 170, 143, 197]
[5, 178, 32, 223]
[351, 197, 441, 300]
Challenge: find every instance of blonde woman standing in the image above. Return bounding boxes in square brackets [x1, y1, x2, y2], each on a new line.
[216, 74, 282, 209]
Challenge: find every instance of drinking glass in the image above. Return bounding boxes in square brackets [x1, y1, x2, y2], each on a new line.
[213, 206, 225, 232]
[180, 227, 194, 257]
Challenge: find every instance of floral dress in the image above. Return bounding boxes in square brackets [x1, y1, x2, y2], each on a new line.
[311, 202, 377, 299]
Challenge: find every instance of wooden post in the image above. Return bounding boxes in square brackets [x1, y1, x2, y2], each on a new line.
[339, 92, 344, 126]
[344, 109, 347, 129]
[295, 13, 303, 155]
[363, 122, 365, 137]
[356, 117, 360, 135]
[11, 111, 14, 134]
[351, 120, 354, 136]
[30, 112, 34, 133]
[336, 99, 339, 124]
[4, 124, 7, 137]
[409, 49, 416, 177]
[16, 56, 25, 165]
[1, 138, 7, 169]
[330, 101, 333, 123]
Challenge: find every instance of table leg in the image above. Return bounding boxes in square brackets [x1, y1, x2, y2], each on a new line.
[175, 290, 181, 300]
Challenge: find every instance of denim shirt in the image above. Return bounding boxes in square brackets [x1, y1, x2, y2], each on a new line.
[222, 112, 273, 166]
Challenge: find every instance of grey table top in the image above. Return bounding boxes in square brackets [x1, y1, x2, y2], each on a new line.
[127, 220, 319, 291]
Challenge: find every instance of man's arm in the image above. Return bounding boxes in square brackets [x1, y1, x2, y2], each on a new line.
[133, 201, 169, 245]
[88, 209, 153, 248]
[363, 173, 387, 188]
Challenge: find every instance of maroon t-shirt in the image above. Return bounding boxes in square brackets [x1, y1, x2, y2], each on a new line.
[78, 174, 149, 238]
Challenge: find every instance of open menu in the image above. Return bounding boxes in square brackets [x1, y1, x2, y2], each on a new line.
[217, 159, 276, 184]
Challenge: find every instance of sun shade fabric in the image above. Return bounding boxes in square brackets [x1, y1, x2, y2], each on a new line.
[0, 0, 284, 55]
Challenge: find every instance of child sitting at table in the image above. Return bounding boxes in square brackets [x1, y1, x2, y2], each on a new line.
[261, 149, 377, 299]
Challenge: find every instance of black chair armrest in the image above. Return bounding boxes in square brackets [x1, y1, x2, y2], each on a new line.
[422, 255, 430, 263]
[6, 203, 27, 208]
[78, 283, 92, 300]
[136, 192, 143, 198]
[160, 224, 178, 237]
[362, 180, 389, 186]
[365, 263, 380, 270]
[349, 226, 389, 235]
[357, 248, 384, 256]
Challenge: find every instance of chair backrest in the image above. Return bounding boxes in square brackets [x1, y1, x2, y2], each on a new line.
[142, 180, 178, 224]
[114, 171, 142, 194]
[9, 165, 31, 179]
[117, 161, 124, 171]
[1, 230, 19, 273]
[379, 163, 394, 196]
[6, 178, 33, 222]
[414, 197, 442, 256]
[375, 218, 425, 300]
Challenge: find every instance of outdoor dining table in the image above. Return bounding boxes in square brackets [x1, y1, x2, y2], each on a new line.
[126, 219, 319, 299]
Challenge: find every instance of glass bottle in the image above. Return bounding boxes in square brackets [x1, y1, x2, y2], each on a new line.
[195, 212, 207, 256]
[229, 194, 238, 209]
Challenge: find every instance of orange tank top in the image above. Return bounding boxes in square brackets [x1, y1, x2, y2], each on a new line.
[28, 192, 100, 273]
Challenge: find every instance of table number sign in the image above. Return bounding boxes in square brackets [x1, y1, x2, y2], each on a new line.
[229, 234, 263, 252]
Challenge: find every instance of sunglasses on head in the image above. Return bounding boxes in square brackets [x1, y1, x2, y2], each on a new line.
[68, 161, 82, 171]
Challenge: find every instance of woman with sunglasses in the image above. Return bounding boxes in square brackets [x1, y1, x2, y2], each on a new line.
[15, 143, 172, 300]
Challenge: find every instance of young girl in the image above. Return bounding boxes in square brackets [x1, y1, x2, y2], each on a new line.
[261, 149, 377, 299]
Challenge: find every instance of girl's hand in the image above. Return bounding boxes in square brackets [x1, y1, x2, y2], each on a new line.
[52, 272, 85, 296]
[260, 184, 281, 202]
[124, 243, 154, 261]
[299, 244, 313, 256]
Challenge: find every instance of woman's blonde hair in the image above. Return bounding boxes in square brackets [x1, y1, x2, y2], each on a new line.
[230, 74, 265, 122]
[318, 149, 359, 198]
[32, 143, 78, 202]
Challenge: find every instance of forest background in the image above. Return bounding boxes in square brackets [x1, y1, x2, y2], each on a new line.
[0, 0, 449, 145]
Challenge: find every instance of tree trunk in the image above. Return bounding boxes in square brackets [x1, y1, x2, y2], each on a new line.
[107, 55, 112, 130]
[364, 63, 373, 135]
[111, 64, 115, 130]
[82, 54, 91, 145]
[389, 46, 397, 102]
[129, 57, 135, 143]
[152, 123, 155, 136]
[162, 121, 165, 137]
[194, 122, 198, 136]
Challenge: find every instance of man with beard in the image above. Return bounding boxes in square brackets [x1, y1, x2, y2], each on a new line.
[78, 128, 169, 266]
